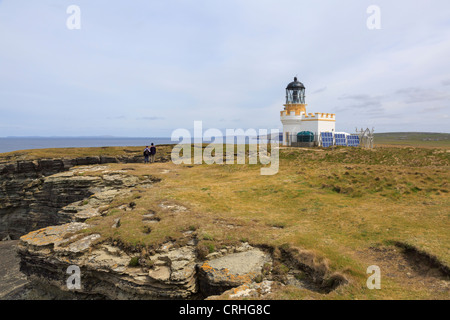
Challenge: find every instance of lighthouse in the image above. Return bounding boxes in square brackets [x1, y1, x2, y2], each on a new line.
[280, 77, 335, 146]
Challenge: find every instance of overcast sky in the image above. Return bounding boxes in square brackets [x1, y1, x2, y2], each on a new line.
[0, 0, 449, 137]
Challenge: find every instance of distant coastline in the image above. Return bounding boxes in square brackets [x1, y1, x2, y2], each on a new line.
[0, 137, 174, 154]
[1, 132, 448, 154]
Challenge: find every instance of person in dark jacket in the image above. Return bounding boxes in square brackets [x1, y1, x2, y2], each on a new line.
[143, 146, 151, 164]
[150, 143, 156, 163]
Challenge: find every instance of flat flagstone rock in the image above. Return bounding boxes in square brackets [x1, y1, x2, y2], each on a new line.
[197, 247, 271, 296]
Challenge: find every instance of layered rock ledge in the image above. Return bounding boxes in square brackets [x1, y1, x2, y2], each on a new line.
[0, 154, 166, 239]
[17, 219, 273, 299]
[17, 222, 198, 299]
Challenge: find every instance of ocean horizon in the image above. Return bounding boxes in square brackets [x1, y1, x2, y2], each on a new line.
[0, 137, 175, 154]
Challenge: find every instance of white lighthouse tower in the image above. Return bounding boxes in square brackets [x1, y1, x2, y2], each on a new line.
[280, 77, 335, 146]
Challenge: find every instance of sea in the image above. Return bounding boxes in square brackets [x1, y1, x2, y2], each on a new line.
[0, 137, 175, 154]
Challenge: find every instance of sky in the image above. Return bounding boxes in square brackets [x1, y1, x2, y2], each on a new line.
[0, 0, 449, 137]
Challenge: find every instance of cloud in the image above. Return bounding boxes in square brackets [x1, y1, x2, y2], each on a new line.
[312, 87, 327, 94]
[139, 116, 165, 121]
[339, 94, 378, 102]
[395, 87, 450, 104]
[423, 106, 446, 112]
[106, 115, 126, 120]
[335, 94, 384, 114]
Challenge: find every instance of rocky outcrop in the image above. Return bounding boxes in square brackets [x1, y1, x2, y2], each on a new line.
[197, 248, 271, 296]
[4, 159, 207, 299]
[17, 219, 272, 300]
[9, 161, 205, 300]
[0, 155, 165, 239]
[17, 222, 198, 299]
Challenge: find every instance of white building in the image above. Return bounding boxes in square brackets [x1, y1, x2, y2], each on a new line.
[280, 77, 335, 146]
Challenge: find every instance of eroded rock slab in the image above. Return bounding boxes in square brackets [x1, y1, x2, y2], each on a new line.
[18, 223, 198, 299]
[198, 247, 271, 296]
[20, 222, 89, 249]
[207, 249, 269, 275]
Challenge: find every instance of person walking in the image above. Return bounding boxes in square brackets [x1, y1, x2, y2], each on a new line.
[150, 143, 156, 163]
[143, 146, 151, 164]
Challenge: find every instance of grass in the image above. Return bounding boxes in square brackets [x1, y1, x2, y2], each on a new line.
[3, 138, 449, 300]
[0, 145, 174, 162]
[374, 132, 450, 148]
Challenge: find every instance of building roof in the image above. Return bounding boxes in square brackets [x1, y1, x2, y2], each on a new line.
[286, 77, 305, 90]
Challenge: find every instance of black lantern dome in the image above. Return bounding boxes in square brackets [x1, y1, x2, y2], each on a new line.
[286, 77, 305, 104]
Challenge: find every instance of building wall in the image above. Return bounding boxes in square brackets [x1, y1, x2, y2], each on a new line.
[280, 113, 303, 146]
[281, 104, 307, 116]
[281, 111, 336, 145]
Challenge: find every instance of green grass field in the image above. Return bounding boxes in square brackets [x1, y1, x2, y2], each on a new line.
[375, 132, 450, 148]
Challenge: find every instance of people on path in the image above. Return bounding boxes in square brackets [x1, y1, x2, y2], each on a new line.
[143, 146, 151, 164]
[150, 143, 156, 163]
